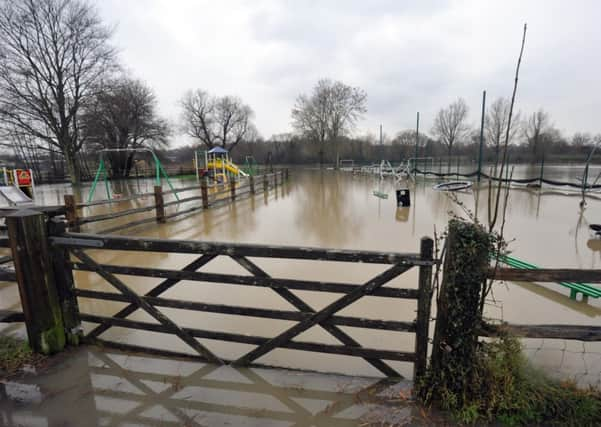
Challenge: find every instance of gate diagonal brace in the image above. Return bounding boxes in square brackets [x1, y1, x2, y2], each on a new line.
[71, 249, 223, 365]
[233, 261, 412, 368]
[86, 254, 217, 340]
[232, 255, 404, 377]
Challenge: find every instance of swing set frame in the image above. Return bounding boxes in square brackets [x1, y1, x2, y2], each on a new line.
[87, 148, 180, 203]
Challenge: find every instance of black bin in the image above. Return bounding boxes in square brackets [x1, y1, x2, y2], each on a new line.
[395, 188, 411, 207]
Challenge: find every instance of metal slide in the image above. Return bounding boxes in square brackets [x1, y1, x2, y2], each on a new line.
[0, 186, 33, 206]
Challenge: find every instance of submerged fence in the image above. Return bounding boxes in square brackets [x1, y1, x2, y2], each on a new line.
[65, 170, 288, 234]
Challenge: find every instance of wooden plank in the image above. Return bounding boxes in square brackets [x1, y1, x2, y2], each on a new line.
[0, 255, 12, 264]
[489, 267, 601, 285]
[414, 237, 434, 382]
[77, 204, 157, 225]
[75, 288, 415, 332]
[233, 255, 403, 377]
[71, 249, 223, 365]
[70, 262, 419, 299]
[86, 254, 216, 340]
[54, 233, 431, 265]
[96, 216, 157, 235]
[0, 236, 10, 248]
[234, 264, 412, 366]
[80, 313, 415, 362]
[479, 322, 601, 342]
[0, 310, 24, 323]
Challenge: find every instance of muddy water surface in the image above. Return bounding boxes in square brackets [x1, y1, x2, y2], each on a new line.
[2, 167, 601, 385]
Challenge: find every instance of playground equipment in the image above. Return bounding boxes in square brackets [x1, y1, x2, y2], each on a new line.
[87, 148, 179, 203]
[432, 181, 473, 192]
[243, 156, 258, 176]
[194, 147, 248, 183]
[0, 167, 34, 205]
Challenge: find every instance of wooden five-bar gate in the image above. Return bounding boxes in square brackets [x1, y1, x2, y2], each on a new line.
[1, 209, 436, 381]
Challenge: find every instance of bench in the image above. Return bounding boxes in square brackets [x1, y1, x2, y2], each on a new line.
[498, 255, 601, 301]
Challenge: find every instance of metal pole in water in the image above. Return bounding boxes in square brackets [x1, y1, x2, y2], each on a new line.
[477, 90, 486, 182]
[414, 112, 419, 176]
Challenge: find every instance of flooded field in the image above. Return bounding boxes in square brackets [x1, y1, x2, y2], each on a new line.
[1, 165, 600, 386]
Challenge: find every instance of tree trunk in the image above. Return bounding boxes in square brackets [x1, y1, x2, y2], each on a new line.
[65, 150, 81, 185]
[447, 144, 453, 173]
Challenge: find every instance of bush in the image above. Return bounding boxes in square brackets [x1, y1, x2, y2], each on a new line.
[425, 334, 601, 425]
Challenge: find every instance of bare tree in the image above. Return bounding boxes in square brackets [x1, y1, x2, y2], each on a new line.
[524, 109, 552, 162]
[485, 97, 521, 167]
[291, 79, 367, 168]
[0, 0, 117, 184]
[83, 76, 170, 177]
[432, 98, 470, 169]
[180, 89, 256, 152]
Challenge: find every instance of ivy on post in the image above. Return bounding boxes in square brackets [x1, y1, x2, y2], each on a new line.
[48, 217, 82, 346]
[424, 219, 492, 403]
[6, 209, 66, 354]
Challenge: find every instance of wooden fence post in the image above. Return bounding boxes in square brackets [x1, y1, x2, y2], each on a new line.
[64, 194, 80, 232]
[428, 219, 490, 398]
[6, 210, 66, 354]
[201, 178, 209, 208]
[414, 236, 434, 383]
[48, 217, 82, 346]
[230, 179, 236, 201]
[263, 174, 268, 193]
[154, 185, 165, 222]
[285, 168, 289, 181]
[249, 175, 255, 194]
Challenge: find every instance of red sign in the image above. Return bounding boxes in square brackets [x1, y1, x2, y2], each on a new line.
[15, 169, 32, 186]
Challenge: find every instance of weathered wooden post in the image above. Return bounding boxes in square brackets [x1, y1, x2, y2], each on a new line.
[201, 178, 209, 208]
[263, 174, 268, 194]
[427, 219, 491, 400]
[6, 210, 66, 354]
[249, 175, 255, 194]
[285, 168, 289, 181]
[230, 179, 236, 201]
[48, 217, 82, 346]
[154, 185, 165, 222]
[414, 236, 434, 383]
[64, 194, 80, 232]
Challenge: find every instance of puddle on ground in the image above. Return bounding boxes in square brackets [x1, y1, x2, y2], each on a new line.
[0, 346, 439, 427]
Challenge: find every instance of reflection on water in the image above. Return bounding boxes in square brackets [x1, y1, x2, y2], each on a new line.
[0, 347, 426, 427]
[1, 168, 601, 385]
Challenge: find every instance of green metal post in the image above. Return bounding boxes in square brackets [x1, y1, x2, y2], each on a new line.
[87, 158, 105, 203]
[157, 157, 180, 201]
[477, 90, 486, 182]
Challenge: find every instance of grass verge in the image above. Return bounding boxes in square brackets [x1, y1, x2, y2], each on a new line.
[421, 335, 601, 426]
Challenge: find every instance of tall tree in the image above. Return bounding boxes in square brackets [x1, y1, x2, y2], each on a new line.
[485, 97, 521, 166]
[83, 76, 170, 177]
[180, 89, 255, 152]
[432, 98, 470, 169]
[0, 0, 117, 184]
[291, 79, 367, 168]
[524, 109, 552, 162]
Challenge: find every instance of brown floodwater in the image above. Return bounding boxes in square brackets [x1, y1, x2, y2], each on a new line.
[1, 167, 601, 386]
[0, 346, 427, 427]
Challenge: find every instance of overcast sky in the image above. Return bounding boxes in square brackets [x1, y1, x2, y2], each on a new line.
[96, 0, 600, 145]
